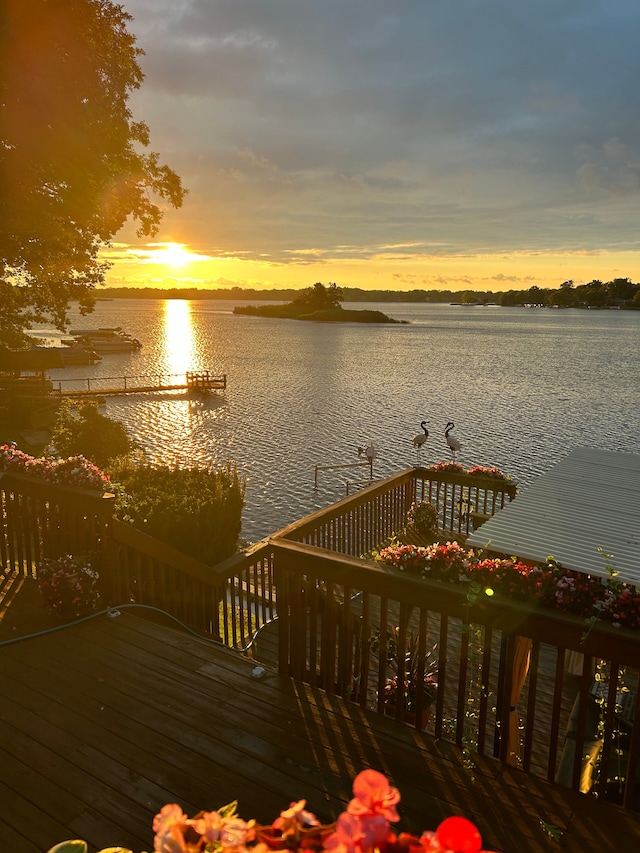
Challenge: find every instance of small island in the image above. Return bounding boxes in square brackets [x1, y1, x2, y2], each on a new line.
[233, 282, 405, 323]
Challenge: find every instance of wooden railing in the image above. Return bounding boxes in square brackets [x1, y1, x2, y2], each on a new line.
[4, 466, 638, 808]
[271, 537, 640, 811]
[109, 520, 277, 649]
[276, 467, 517, 553]
[0, 471, 274, 650]
[0, 472, 115, 574]
[414, 468, 517, 537]
[0, 466, 515, 649]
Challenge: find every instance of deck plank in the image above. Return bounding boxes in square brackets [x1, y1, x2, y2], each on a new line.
[1, 585, 639, 852]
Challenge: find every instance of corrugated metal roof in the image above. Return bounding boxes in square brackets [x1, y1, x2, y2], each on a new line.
[466, 447, 640, 586]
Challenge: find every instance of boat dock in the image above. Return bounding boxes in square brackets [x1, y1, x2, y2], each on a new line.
[51, 370, 226, 398]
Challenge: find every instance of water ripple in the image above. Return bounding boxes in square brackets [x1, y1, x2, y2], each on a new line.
[47, 300, 640, 543]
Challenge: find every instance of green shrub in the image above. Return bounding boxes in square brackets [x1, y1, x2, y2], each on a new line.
[51, 400, 132, 468]
[108, 459, 246, 565]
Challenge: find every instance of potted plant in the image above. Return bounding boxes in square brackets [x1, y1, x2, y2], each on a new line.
[37, 553, 102, 621]
[371, 626, 439, 727]
[406, 500, 438, 536]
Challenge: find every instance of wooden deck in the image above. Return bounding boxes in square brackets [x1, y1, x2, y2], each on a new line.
[1, 578, 639, 853]
[247, 601, 589, 781]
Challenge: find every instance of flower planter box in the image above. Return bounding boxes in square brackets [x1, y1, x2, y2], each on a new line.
[0, 469, 114, 506]
[423, 469, 518, 496]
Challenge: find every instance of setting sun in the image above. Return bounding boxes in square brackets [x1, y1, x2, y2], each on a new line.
[142, 242, 202, 268]
[159, 243, 194, 268]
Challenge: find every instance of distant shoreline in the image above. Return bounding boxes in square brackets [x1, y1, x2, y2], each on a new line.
[98, 285, 640, 310]
[98, 286, 473, 303]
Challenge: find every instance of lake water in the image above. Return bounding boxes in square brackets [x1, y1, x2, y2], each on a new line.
[45, 299, 640, 544]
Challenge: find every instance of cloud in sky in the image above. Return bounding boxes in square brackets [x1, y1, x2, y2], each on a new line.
[112, 0, 640, 290]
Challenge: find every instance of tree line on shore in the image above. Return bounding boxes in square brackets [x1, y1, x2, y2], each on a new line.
[102, 277, 640, 309]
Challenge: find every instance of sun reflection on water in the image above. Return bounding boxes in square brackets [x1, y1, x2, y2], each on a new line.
[163, 299, 194, 375]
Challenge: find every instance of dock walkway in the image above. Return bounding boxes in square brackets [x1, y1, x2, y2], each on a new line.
[52, 370, 226, 398]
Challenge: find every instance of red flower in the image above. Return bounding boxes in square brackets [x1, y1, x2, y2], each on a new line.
[436, 817, 483, 852]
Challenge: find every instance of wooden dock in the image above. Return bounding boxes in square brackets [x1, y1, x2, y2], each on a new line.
[52, 371, 226, 398]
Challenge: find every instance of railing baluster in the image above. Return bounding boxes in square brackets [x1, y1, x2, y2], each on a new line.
[548, 650, 566, 782]
[523, 640, 540, 773]
[5, 465, 639, 810]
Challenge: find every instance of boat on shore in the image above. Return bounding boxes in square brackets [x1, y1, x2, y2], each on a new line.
[68, 327, 142, 353]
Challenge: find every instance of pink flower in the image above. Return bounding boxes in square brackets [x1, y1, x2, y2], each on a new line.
[153, 803, 192, 853]
[324, 810, 390, 853]
[93, 769, 506, 853]
[0, 446, 109, 491]
[358, 813, 390, 850]
[218, 816, 251, 849]
[324, 812, 361, 853]
[347, 769, 400, 823]
[273, 799, 320, 836]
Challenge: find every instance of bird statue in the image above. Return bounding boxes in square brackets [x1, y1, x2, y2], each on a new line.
[357, 442, 377, 461]
[444, 421, 461, 460]
[412, 421, 429, 459]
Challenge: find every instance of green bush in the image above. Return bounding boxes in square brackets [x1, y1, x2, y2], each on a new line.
[108, 459, 246, 565]
[50, 400, 133, 468]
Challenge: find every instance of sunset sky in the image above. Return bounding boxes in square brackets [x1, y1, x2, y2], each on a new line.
[106, 0, 640, 293]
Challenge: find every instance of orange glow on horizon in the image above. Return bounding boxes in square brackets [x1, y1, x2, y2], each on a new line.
[140, 242, 208, 269]
[104, 245, 640, 294]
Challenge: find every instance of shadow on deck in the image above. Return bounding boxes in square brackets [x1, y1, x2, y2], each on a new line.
[245, 593, 593, 782]
[1, 576, 639, 853]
